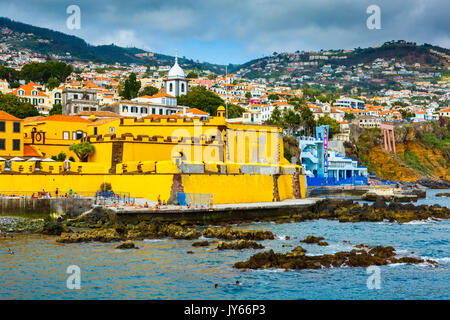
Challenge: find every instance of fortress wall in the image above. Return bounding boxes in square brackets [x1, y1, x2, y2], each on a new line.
[0, 172, 306, 205]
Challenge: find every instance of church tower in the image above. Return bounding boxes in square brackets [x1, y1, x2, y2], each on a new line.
[164, 54, 189, 97]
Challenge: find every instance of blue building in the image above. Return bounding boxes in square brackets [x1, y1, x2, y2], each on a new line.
[298, 125, 368, 186]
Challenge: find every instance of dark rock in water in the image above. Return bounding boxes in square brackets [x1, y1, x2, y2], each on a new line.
[300, 234, 327, 246]
[116, 241, 138, 249]
[38, 222, 71, 236]
[436, 193, 450, 197]
[192, 240, 210, 247]
[217, 240, 264, 250]
[373, 197, 387, 209]
[233, 245, 437, 270]
[203, 227, 275, 240]
[417, 178, 450, 189]
[186, 251, 194, 254]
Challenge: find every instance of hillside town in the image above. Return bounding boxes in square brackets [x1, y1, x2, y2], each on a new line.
[1, 25, 449, 186]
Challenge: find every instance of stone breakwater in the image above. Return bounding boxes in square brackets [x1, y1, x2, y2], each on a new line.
[233, 245, 438, 270]
[56, 223, 275, 243]
[270, 199, 450, 224]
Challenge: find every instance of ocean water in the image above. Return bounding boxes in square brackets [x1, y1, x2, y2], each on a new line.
[0, 190, 449, 300]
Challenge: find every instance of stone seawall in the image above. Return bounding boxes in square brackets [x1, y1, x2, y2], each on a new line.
[0, 198, 95, 216]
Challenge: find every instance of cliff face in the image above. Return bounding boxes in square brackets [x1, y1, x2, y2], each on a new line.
[346, 121, 450, 183]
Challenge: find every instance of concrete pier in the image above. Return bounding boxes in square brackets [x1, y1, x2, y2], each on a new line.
[0, 198, 95, 216]
[112, 198, 323, 224]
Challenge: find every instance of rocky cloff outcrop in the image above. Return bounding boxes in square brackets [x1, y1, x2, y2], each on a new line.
[38, 222, 71, 236]
[217, 240, 264, 250]
[202, 227, 275, 240]
[57, 228, 123, 243]
[116, 241, 139, 249]
[56, 222, 202, 243]
[300, 234, 329, 246]
[436, 193, 450, 197]
[192, 240, 211, 247]
[233, 244, 437, 270]
[126, 222, 201, 240]
[273, 199, 450, 224]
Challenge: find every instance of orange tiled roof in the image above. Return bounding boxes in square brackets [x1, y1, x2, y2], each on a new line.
[24, 145, 42, 157]
[0, 110, 21, 121]
[43, 115, 92, 123]
[77, 111, 120, 117]
[150, 92, 176, 99]
[12, 83, 47, 97]
[23, 116, 45, 123]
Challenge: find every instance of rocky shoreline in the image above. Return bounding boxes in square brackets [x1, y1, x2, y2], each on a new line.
[233, 245, 437, 270]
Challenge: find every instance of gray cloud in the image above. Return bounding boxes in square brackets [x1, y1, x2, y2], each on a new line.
[0, 0, 449, 63]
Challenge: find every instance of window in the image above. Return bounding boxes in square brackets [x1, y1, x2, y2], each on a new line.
[13, 122, 20, 133]
[159, 109, 163, 115]
[12, 139, 20, 151]
[109, 127, 115, 133]
[94, 127, 98, 135]
[0, 139, 5, 150]
[39, 99, 44, 104]
[131, 107, 138, 113]
[141, 107, 148, 114]
[181, 83, 185, 92]
[63, 131, 70, 140]
[152, 108, 156, 114]
[169, 83, 173, 91]
[18, 90, 24, 96]
[32, 90, 37, 96]
[0, 121, 4, 132]
[32, 98, 37, 105]
[122, 106, 128, 112]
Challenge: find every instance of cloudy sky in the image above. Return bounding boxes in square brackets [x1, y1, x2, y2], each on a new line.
[1, 0, 449, 64]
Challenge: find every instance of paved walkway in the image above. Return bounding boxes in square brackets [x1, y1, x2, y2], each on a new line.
[113, 198, 323, 214]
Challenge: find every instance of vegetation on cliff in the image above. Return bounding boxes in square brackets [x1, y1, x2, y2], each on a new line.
[347, 121, 450, 182]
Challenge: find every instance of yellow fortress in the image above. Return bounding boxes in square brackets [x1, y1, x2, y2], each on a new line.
[0, 107, 306, 204]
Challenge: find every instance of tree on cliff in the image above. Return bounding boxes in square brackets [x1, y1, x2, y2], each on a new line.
[69, 142, 95, 162]
[317, 115, 341, 138]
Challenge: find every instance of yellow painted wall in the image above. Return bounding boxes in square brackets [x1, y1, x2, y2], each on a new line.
[277, 175, 295, 201]
[0, 171, 306, 203]
[24, 120, 89, 159]
[182, 174, 275, 204]
[0, 174, 174, 203]
[0, 119, 23, 157]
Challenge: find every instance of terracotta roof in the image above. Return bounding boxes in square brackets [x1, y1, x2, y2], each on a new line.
[23, 116, 45, 123]
[149, 92, 176, 99]
[12, 83, 47, 97]
[23, 145, 41, 157]
[0, 110, 21, 121]
[43, 115, 92, 123]
[187, 108, 208, 115]
[77, 111, 120, 117]
[88, 118, 121, 126]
